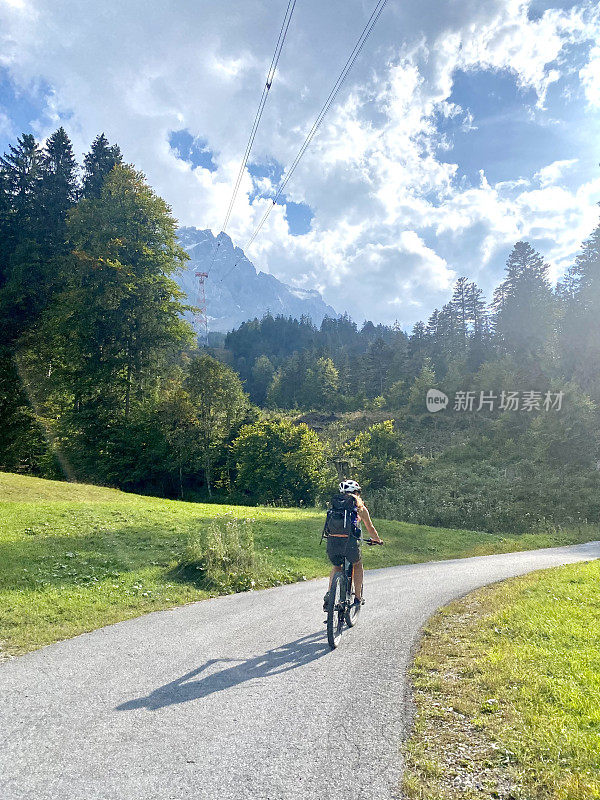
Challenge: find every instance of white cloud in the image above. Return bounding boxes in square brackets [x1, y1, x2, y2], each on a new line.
[0, 0, 28, 10]
[0, 108, 15, 138]
[580, 43, 600, 107]
[0, 0, 599, 325]
[535, 158, 578, 188]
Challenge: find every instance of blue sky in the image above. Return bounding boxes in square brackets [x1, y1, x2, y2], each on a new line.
[437, 56, 597, 189]
[0, 67, 51, 149]
[439, 69, 559, 185]
[168, 130, 217, 173]
[1, 0, 599, 325]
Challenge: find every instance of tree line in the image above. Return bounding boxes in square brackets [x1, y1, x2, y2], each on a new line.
[220, 233, 599, 415]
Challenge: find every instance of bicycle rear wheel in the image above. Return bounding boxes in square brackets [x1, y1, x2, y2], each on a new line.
[345, 594, 360, 627]
[344, 564, 360, 627]
[326, 571, 345, 649]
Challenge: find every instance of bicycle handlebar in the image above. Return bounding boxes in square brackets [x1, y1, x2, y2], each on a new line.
[322, 532, 383, 545]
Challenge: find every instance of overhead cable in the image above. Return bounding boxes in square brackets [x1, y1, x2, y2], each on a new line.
[222, 0, 297, 234]
[221, 0, 389, 282]
[207, 0, 297, 276]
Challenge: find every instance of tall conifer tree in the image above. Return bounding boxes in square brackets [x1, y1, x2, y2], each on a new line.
[559, 221, 600, 397]
[0, 134, 45, 340]
[493, 241, 555, 359]
[40, 127, 79, 253]
[81, 133, 122, 199]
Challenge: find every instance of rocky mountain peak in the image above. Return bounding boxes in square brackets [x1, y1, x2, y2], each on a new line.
[175, 227, 337, 332]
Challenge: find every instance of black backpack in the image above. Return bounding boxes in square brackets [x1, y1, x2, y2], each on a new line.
[325, 493, 360, 538]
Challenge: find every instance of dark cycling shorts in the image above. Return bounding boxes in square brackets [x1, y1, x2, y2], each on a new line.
[326, 535, 361, 567]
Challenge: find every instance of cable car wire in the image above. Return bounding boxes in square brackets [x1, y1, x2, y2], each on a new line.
[222, 0, 297, 234]
[206, 0, 297, 276]
[219, 0, 389, 283]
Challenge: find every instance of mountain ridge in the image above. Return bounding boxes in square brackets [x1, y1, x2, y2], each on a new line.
[175, 227, 337, 333]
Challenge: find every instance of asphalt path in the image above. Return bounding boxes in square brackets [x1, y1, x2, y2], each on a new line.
[2, 541, 599, 800]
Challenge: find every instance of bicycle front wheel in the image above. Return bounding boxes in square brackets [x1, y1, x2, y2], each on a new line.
[326, 571, 344, 649]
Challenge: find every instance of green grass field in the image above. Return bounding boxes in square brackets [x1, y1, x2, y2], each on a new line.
[1, 471, 597, 658]
[403, 561, 600, 800]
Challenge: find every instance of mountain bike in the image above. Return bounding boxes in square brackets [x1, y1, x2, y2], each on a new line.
[324, 535, 383, 649]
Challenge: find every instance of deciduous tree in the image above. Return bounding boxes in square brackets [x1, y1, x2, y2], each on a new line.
[184, 354, 248, 495]
[232, 418, 326, 504]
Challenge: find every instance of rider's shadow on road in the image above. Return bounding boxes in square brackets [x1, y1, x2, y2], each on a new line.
[116, 630, 328, 711]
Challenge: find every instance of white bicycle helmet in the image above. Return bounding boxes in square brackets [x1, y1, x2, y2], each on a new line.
[339, 479, 361, 494]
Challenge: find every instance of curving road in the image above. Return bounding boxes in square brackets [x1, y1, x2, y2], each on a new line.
[1, 541, 599, 800]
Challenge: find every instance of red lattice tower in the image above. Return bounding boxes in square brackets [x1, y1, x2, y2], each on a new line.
[194, 271, 209, 346]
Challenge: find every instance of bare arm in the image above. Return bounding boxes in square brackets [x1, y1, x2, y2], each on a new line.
[357, 502, 381, 542]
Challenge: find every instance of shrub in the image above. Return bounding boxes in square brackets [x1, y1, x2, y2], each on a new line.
[348, 419, 405, 490]
[175, 516, 261, 592]
[231, 418, 327, 505]
[368, 461, 600, 534]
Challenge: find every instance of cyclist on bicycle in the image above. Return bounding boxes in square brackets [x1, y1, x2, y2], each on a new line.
[323, 480, 382, 611]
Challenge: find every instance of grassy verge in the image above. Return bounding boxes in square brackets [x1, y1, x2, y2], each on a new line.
[1, 471, 598, 659]
[403, 560, 600, 800]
